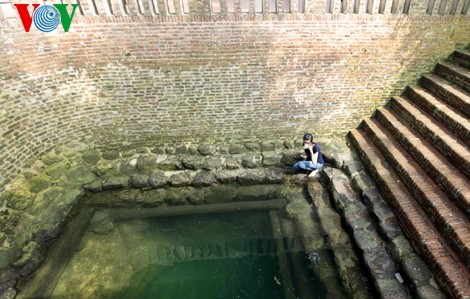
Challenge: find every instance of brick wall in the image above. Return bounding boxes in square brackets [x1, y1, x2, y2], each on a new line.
[0, 11, 469, 190]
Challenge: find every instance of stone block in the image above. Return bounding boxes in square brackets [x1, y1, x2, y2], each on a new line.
[283, 140, 294, 149]
[389, 235, 414, 261]
[130, 174, 150, 189]
[41, 153, 62, 166]
[136, 155, 159, 174]
[168, 172, 192, 187]
[175, 145, 188, 154]
[102, 176, 129, 190]
[260, 141, 275, 151]
[81, 149, 101, 165]
[29, 175, 50, 193]
[148, 171, 168, 188]
[225, 157, 241, 169]
[192, 171, 216, 187]
[102, 149, 120, 160]
[205, 185, 238, 204]
[281, 150, 300, 166]
[202, 156, 223, 170]
[343, 161, 364, 176]
[244, 142, 260, 152]
[264, 168, 284, 184]
[137, 189, 166, 206]
[261, 151, 281, 166]
[215, 170, 241, 184]
[363, 246, 396, 279]
[229, 144, 248, 154]
[181, 155, 204, 170]
[66, 165, 97, 185]
[401, 255, 433, 285]
[241, 153, 262, 169]
[375, 278, 409, 299]
[83, 180, 103, 193]
[238, 169, 266, 186]
[165, 188, 189, 205]
[416, 284, 446, 299]
[158, 156, 182, 171]
[197, 144, 216, 156]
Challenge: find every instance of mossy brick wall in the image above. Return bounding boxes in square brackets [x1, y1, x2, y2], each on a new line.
[0, 11, 469, 190]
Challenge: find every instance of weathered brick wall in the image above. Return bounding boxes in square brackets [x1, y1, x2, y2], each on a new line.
[0, 11, 469, 189]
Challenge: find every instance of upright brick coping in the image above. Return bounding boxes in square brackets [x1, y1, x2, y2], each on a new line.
[349, 49, 470, 298]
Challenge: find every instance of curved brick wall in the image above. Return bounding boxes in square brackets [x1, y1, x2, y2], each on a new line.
[0, 9, 469, 189]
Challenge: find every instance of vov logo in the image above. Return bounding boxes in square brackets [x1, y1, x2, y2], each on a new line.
[15, 3, 79, 32]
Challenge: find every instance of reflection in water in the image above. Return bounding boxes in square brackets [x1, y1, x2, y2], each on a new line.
[20, 209, 348, 299]
[113, 255, 284, 299]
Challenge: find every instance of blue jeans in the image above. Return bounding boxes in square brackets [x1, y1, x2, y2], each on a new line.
[293, 161, 324, 171]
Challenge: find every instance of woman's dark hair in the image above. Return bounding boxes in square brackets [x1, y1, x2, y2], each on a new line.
[303, 133, 313, 142]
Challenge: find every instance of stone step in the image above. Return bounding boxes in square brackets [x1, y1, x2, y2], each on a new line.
[434, 62, 470, 93]
[374, 108, 470, 215]
[360, 119, 470, 268]
[388, 96, 470, 179]
[453, 50, 470, 70]
[404, 86, 470, 146]
[420, 74, 470, 118]
[348, 129, 470, 299]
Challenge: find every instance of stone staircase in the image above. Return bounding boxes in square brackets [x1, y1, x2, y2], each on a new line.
[348, 49, 470, 299]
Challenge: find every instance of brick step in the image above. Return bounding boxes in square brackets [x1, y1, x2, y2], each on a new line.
[420, 74, 470, 118]
[349, 129, 470, 299]
[360, 119, 470, 268]
[374, 108, 470, 216]
[434, 62, 470, 93]
[404, 86, 470, 146]
[388, 96, 470, 179]
[453, 50, 470, 70]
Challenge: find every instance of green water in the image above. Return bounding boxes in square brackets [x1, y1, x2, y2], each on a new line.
[20, 208, 347, 298]
[111, 211, 285, 298]
[113, 255, 284, 299]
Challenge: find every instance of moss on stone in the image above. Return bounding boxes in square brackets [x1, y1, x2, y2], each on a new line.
[66, 165, 97, 184]
[244, 142, 260, 152]
[229, 144, 248, 154]
[13, 241, 38, 267]
[44, 163, 69, 180]
[202, 156, 223, 171]
[0, 247, 19, 270]
[81, 149, 101, 165]
[136, 155, 158, 174]
[83, 180, 103, 193]
[168, 172, 192, 187]
[205, 185, 238, 204]
[1, 178, 35, 210]
[158, 156, 182, 171]
[165, 188, 190, 205]
[192, 171, 216, 187]
[41, 153, 62, 166]
[241, 153, 262, 169]
[261, 151, 281, 166]
[102, 176, 129, 190]
[29, 175, 51, 193]
[197, 144, 216, 156]
[137, 189, 166, 206]
[181, 155, 204, 170]
[102, 149, 120, 160]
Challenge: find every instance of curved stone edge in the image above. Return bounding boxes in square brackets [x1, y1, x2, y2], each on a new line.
[0, 137, 382, 298]
[323, 147, 447, 299]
